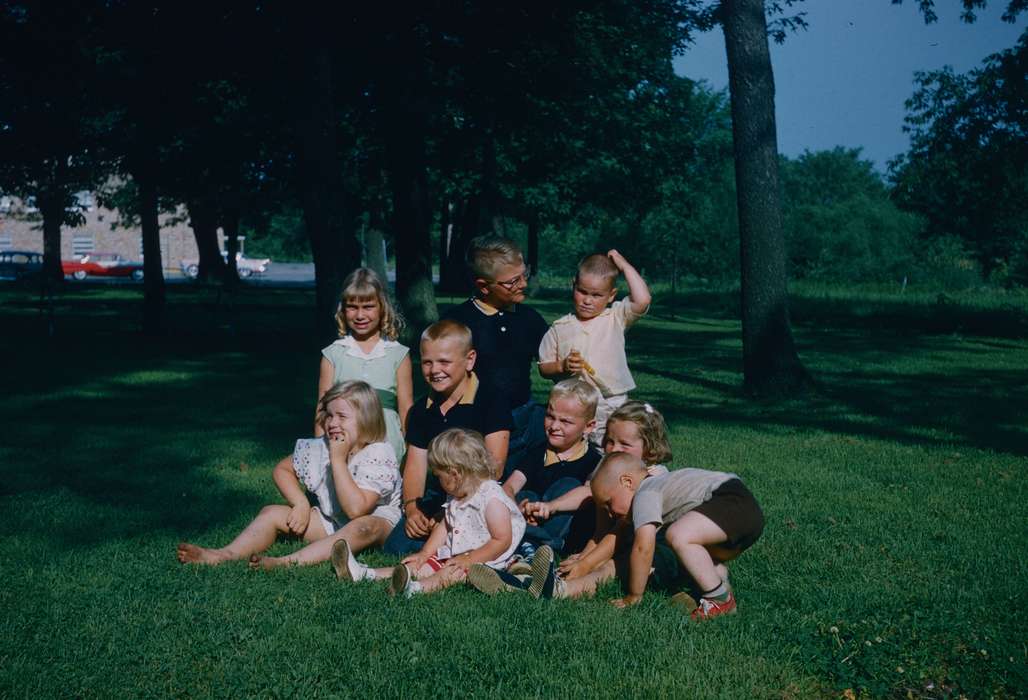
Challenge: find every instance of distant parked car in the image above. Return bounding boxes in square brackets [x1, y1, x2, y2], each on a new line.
[0, 250, 43, 281]
[180, 252, 270, 279]
[62, 253, 144, 281]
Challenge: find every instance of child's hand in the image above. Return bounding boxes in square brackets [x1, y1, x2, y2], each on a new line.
[286, 504, 311, 535]
[401, 553, 427, 571]
[558, 559, 592, 580]
[645, 465, 663, 476]
[563, 350, 586, 375]
[607, 249, 627, 270]
[610, 594, 642, 608]
[404, 506, 434, 538]
[328, 434, 350, 465]
[527, 501, 553, 522]
[442, 554, 471, 574]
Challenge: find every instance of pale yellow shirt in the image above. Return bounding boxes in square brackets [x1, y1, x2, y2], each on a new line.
[538, 298, 645, 397]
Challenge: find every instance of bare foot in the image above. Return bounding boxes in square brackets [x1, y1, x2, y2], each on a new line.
[177, 542, 229, 565]
[249, 554, 292, 570]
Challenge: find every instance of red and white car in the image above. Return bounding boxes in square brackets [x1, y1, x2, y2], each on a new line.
[62, 253, 145, 281]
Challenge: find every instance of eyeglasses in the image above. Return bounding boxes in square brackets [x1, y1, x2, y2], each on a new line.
[491, 270, 530, 291]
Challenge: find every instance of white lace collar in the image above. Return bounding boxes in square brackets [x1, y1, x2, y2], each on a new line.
[331, 335, 397, 360]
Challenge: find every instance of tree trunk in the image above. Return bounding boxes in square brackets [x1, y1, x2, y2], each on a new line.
[722, 0, 809, 396]
[136, 162, 165, 335]
[38, 191, 65, 286]
[390, 131, 438, 342]
[526, 217, 539, 277]
[295, 40, 358, 346]
[221, 204, 241, 286]
[364, 224, 388, 286]
[186, 200, 226, 283]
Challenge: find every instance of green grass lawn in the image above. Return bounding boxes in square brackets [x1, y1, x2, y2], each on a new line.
[1, 282, 1025, 698]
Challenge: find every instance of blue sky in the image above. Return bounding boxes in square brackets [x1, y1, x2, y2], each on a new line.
[672, 1, 1026, 170]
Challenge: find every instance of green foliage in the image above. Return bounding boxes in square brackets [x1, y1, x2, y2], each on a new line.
[890, 29, 1028, 278]
[1, 283, 1026, 698]
[243, 206, 311, 263]
[780, 148, 924, 284]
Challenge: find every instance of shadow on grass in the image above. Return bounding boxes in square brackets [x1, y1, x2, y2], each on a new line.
[1, 282, 1025, 557]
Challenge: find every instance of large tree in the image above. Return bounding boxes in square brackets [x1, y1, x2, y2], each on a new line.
[0, 1, 106, 285]
[890, 27, 1028, 279]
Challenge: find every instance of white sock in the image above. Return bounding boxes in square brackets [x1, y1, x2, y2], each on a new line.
[405, 580, 423, 598]
[347, 549, 371, 581]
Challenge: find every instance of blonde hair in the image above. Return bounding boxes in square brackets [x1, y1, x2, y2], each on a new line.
[576, 253, 619, 289]
[427, 428, 495, 482]
[549, 378, 600, 420]
[420, 318, 473, 355]
[334, 267, 405, 340]
[316, 381, 387, 449]
[604, 401, 672, 465]
[467, 235, 524, 281]
[591, 452, 647, 495]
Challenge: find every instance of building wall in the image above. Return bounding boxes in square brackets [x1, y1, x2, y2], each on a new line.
[0, 196, 238, 276]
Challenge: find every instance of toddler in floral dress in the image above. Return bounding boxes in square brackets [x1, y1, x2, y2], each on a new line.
[331, 427, 525, 596]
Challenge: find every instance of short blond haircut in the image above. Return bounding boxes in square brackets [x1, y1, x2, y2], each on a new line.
[421, 318, 473, 355]
[316, 380, 387, 448]
[605, 401, 673, 465]
[467, 235, 524, 281]
[549, 378, 600, 420]
[590, 452, 647, 496]
[576, 253, 619, 289]
[334, 267, 405, 340]
[427, 428, 495, 482]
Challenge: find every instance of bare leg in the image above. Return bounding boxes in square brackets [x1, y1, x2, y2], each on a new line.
[257, 515, 390, 569]
[178, 505, 299, 565]
[664, 511, 731, 593]
[248, 515, 328, 569]
[414, 564, 466, 594]
[562, 559, 616, 598]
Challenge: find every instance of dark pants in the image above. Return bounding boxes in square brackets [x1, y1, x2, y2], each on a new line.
[515, 476, 583, 552]
[503, 400, 546, 480]
[382, 483, 445, 556]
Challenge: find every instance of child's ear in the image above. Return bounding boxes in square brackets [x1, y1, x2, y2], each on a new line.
[465, 348, 477, 370]
[584, 418, 597, 435]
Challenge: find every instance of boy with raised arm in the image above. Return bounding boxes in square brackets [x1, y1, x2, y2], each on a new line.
[538, 250, 651, 446]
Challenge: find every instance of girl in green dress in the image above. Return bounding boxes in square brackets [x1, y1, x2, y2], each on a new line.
[316, 268, 413, 462]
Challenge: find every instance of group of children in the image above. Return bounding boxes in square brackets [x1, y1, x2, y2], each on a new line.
[177, 237, 764, 620]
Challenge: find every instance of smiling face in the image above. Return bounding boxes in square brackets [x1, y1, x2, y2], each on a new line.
[572, 272, 617, 322]
[603, 419, 647, 461]
[323, 397, 359, 443]
[420, 337, 475, 397]
[344, 296, 382, 340]
[544, 396, 595, 453]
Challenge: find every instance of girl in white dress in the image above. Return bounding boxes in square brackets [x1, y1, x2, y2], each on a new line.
[176, 381, 401, 569]
[332, 427, 525, 597]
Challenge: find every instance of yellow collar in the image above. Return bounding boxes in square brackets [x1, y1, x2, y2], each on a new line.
[543, 439, 590, 466]
[425, 372, 480, 408]
[473, 298, 500, 316]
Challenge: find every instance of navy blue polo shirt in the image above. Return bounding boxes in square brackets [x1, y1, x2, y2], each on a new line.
[405, 372, 513, 450]
[440, 298, 549, 410]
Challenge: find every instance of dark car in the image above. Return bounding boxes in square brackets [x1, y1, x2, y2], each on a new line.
[0, 250, 44, 281]
[62, 253, 144, 281]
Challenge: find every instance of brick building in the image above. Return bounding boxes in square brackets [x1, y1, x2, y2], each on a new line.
[0, 194, 239, 275]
